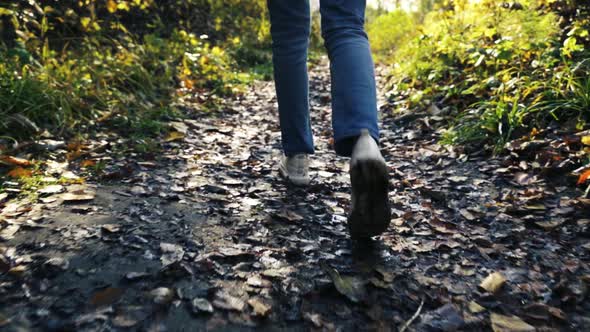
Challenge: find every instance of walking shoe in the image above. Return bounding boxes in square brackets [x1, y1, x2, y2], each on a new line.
[348, 129, 391, 239]
[279, 154, 310, 186]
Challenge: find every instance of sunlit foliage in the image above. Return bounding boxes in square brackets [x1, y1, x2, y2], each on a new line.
[0, 0, 270, 142]
[370, 0, 590, 151]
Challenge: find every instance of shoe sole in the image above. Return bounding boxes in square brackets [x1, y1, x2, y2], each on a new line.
[348, 158, 391, 240]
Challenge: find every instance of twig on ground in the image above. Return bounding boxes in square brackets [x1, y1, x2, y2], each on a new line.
[399, 298, 425, 332]
[584, 183, 590, 198]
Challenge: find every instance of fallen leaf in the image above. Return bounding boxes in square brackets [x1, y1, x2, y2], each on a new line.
[274, 210, 305, 222]
[0, 155, 32, 167]
[321, 262, 366, 303]
[479, 272, 506, 294]
[101, 224, 120, 233]
[0, 224, 20, 240]
[581, 136, 590, 145]
[61, 190, 95, 202]
[262, 266, 294, 278]
[417, 303, 465, 331]
[7, 167, 32, 178]
[468, 301, 486, 313]
[81, 159, 96, 168]
[523, 303, 566, 321]
[577, 169, 590, 185]
[490, 313, 535, 332]
[303, 312, 324, 328]
[38, 184, 64, 195]
[130, 186, 147, 196]
[192, 297, 214, 314]
[213, 291, 246, 311]
[160, 242, 184, 266]
[448, 176, 468, 183]
[459, 209, 477, 221]
[514, 172, 537, 185]
[8, 265, 26, 278]
[164, 131, 185, 142]
[125, 272, 150, 281]
[524, 204, 546, 211]
[112, 314, 138, 328]
[150, 287, 174, 305]
[534, 220, 565, 231]
[44, 257, 69, 272]
[169, 121, 189, 134]
[453, 265, 476, 277]
[246, 275, 272, 288]
[90, 287, 125, 307]
[248, 297, 271, 317]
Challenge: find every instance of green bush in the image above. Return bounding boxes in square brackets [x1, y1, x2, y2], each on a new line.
[367, 10, 416, 60]
[379, 0, 589, 150]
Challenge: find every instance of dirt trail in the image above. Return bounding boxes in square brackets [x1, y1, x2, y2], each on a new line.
[1, 59, 589, 331]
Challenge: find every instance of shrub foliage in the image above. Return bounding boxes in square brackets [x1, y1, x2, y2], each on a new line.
[0, 0, 270, 142]
[369, 0, 590, 151]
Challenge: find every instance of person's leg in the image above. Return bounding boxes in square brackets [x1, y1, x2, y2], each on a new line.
[320, 0, 389, 239]
[319, 0, 379, 157]
[267, 0, 314, 156]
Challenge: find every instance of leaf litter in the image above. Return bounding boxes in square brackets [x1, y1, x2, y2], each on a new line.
[0, 59, 588, 331]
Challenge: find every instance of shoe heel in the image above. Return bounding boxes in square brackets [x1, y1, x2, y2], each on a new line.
[348, 159, 391, 240]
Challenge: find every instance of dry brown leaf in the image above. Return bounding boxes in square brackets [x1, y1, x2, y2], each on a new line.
[490, 313, 535, 332]
[0, 155, 32, 167]
[101, 224, 120, 233]
[479, 271, 506, 294]
[534, 220, 565, 231]
[81, 159, 96, 167]
[0, 225, 20, 240]
[90, 287, 124, 307]
[213, 291, 246, 311]
[459, 209, 477, 221]
[38, 184, 64, 195]
[7, 167, 33, 178]
[248, 297, 271, 317]
[61, 190, 95, 202]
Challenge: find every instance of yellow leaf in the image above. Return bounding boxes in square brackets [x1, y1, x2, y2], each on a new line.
[479, 271, 506, 294]
[582, 136, 590, 146]
[80, 17, 91, 29]
[468, 301, 486, 313]
[164, 131, 185, 142]
[7, 167, 33, 178]
[117, 2, 130, 11]
[107, 0, 117, 13]
[490, 313, 534, 332]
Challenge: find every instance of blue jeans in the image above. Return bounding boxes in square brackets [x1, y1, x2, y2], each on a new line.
[268, 0, 379, 157]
